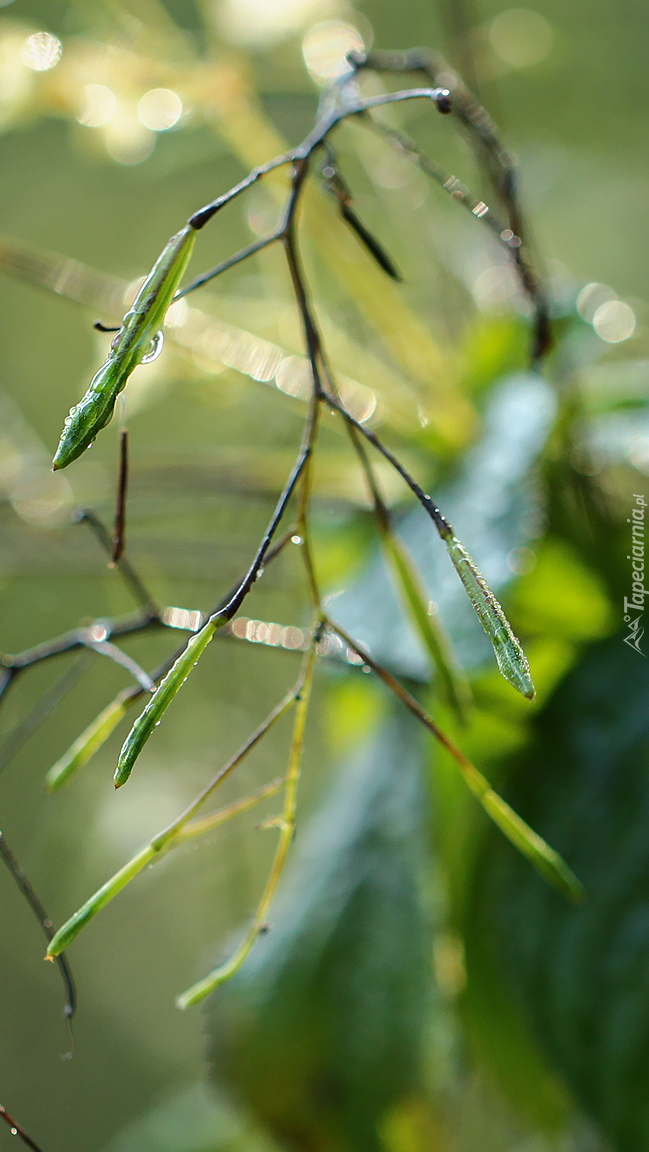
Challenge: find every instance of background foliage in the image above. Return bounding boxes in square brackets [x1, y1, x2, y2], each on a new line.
[0, 0, 646, 1149]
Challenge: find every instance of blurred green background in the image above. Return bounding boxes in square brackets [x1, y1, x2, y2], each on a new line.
[0, 1, 647, 1150]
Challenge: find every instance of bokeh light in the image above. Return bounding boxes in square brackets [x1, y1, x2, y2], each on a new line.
[104, 117, 155, 165]
[137, 88, 183, 131]
[592, 299, 636, 342]
[21, 31, 62, 72]
[76, 83, 116, 128]
[217, 0, 342, 46]
[302, 21, 364, 83]
[489, 8, 553, 68]
[576, 281, 618, 322]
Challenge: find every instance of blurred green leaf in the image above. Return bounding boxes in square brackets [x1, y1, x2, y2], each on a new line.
[468, 632, 649, 1150]
[207, 709, 432, 1152]
[510, 538, 614, 641]
[100, 1082, 281, 1152]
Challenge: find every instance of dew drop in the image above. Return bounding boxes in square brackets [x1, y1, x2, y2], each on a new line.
[141, 330, 164, 364]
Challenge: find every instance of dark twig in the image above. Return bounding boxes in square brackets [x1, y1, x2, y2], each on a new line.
[323, 389, 453, 538]
[2, 611, 160, 680]
[209, 408, 315, 626]
[0, 833, 76, 1024]
[111, 429, 128, 564]
[348, 49, 551, 365]
[321, 156, 402, 281]
[0, 655, 90, 774]
[82, 637, 155, 694]
[76, 510, 157, 612]
[93, 320, 120, 333]
[0, 1105, 46, 1152]
[173, 233, 281, 300]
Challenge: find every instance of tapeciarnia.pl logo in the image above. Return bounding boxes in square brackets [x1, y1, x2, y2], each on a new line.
[624, 493, 647, 656]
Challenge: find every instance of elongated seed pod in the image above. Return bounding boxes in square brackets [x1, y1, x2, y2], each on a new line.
[458, 756, 583, 902]
[53, 225, 196, 470]
[115, 619, 216, 787]
[44, 695, 130, 792]
[46, 779, 283, 959]
[444, 534, 535, 699]
[47, 842, 157, 957]
[382, 532, 471, 723]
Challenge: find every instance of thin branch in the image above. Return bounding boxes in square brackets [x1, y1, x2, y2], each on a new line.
[0, 1105, 46, 1152]
[76, 510, 157, 612]
[0, 655, 90, 774]
[322, 617, 581, 901]
[348, 49, 551, 365]
[46, 674, 308, 959]
[321, 156, 402, 281]
[208, 415, 314, 626]
[176, 630, 320, 1008]
[82, 638, 155, 694]
[111, 429, 128, 564]
[323, 390, 453, 537]
[0, 832, 76, 1023]
[173, 233, 281, 300]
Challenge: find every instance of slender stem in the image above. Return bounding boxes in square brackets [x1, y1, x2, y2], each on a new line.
[188, 153, 295, 230]
[46, 681, 307, 958]
[82, 638, 155, 694]
[0, 655, 90, 773]
[173, 233, 281, 300]
[208, 422, 313, 626]
[150, 680, 306, 851]
[0, 833, 76, 1023]
[0, 1106, 46, 1152]
[177, 634, 318, 1008]
[349, 48, 551, 365]
[323, 389, 453, 537]
[174, 777, 283, 844]
[111, 429, 128, 564]
[76, 510, 157, 612]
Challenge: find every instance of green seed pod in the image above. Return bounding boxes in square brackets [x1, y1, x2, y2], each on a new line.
[47, 842, 156, 958]
[115, 619, 216, 788]
[53, 225, 196, 470]
[44, 695, 130, 792]
[444, 534, 535, 700]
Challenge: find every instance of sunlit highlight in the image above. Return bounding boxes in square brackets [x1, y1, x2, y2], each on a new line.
[137, 88, 183, 131]
[21, 31, 62, 72]
[161, 606, 203, 631]
[219, 0, 339, 46]
[489, 8, 553, 68]
[230, 617, 366, 664]
[593, 299, 636, 343]
[576, 282, 617, 323]
[302, 21, 364, 83]
[77, 83, 116, 128]
[105, 118, 155, 165]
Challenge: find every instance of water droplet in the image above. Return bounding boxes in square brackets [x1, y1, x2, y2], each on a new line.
[291, 534, 302, 545]
[141, 329, 164, 364]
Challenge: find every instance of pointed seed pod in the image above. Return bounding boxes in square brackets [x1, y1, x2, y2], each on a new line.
[53, 225, 196, 470]
[444, 534, 535, 699]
